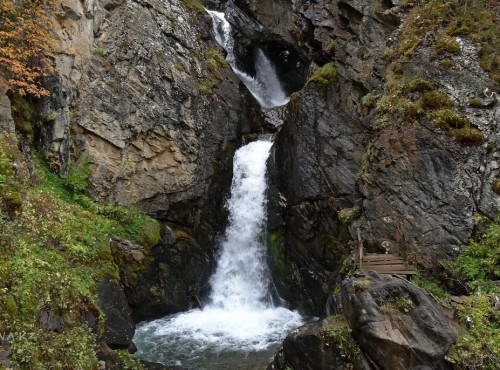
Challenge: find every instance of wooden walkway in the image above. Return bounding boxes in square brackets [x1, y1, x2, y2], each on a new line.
[358, 253, 416, 277]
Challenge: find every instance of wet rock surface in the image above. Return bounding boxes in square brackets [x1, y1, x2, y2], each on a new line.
[268, 85, 367, 314]
[267, 317, 372, 370]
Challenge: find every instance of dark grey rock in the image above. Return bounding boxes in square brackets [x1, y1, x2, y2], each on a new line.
[341, 275, 457, 370]
[0, 87, 15, 134]
[111, 226, 212, 320]
[39, 311, 65, 332]
[267, 317, 374, 370]
[96, 276, 135, 351]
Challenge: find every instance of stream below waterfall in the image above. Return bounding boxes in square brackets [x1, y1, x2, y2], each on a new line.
[133, 8, 302, 369]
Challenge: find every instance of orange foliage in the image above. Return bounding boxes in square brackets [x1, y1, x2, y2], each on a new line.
[0, 0, 56, 97]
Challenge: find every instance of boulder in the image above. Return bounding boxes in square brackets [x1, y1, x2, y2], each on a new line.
[267, 316, 373, 370]
[96, 276, 135, 351]
[341, 273, 457, 370]
[111, 226, 212, 320]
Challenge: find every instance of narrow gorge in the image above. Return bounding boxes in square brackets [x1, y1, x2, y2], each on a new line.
[0, 0, 498, 369]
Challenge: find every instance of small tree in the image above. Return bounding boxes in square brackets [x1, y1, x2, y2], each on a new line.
[0, 0, 56, 97]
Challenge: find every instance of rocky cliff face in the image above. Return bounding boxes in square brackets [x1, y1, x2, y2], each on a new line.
[37, 0, 249, 245]
[226, 0, 500, 315]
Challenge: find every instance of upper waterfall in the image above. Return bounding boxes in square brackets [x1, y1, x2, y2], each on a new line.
[206, 10, 290, 109]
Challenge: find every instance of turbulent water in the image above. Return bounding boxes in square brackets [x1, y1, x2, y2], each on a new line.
[134, 141, 303, 369]
[206, 10, 290, 109]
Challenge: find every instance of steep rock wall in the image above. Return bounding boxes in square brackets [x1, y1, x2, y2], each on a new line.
[38, 0, 248, 244]
[241, 0, 499, 314]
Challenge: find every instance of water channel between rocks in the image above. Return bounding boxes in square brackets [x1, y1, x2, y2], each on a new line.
[133, 8, 303, 369]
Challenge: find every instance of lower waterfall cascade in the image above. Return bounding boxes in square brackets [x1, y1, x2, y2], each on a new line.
[133, 141, 304, 368]
[133, 7, 303, 368]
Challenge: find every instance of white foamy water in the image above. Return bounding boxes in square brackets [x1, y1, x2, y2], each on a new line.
[134, 141, 303, 368]
[206, 10, 290, 109]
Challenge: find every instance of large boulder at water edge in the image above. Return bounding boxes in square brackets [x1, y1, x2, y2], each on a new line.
[96, 276, 135, 351]
[267, 316, 372, 370]
[341, 273, 457, 370]
[111, 226, 212, 320]
[269, 273, 457, 370]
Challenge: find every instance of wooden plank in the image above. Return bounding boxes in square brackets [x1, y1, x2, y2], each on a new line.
[363, 268, 411, 272]
[362, 268, 416, 275]
[362, 264, 413, 270]
[363, 263, 410, 268]
[363, 258, 406, 264]
[363, 259, 406, 265]
[363, 254, 399, 260]
[361, 265, 415, 271]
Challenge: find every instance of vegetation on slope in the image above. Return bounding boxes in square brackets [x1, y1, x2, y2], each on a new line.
[0, 132, 160, 369]
[410, 216, 500, 370]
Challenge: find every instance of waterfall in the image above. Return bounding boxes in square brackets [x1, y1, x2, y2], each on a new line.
[133, 7, 302, 369]
[206, 10, 290, 109]
[134, 140, 303, 368]
[208, 140, 274, 310]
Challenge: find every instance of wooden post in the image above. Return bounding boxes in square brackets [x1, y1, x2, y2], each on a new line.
[357, 228, 363, 271]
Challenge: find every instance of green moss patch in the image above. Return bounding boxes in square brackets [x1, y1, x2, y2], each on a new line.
[306, 62, 337, 90]
[181, 0, 205, 14]
[205, 48, 229, 80]
[338, 206, 361, 226]
[268, 230, 292, 279]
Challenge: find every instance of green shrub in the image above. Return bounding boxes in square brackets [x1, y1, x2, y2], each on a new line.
[395, 294, 414, 313]
[439, 58, 455, 69]
[306, 62, 337, 89]
[323, 315, 360, 358]
[115, 349, 146, 370]
[45, 112, 58, 121]
[381, 48, 394, 61]
[398, 35, 420, 58]
[419, 90, 454, 110]
[10, 94, 35, 139]
[446, 295, 499, 370]
[433, 36, 461, 56]
[469, 97, 483, 107]
[451, 216, 500, 290]
[428, 109, 469, 130]
[181, 0, 205, 13]
[205, 48, 228, 80]
[412, 271, 451, 302]
[407, 79, 435, 93]
[361, 93, 378, 110]
[92, 47, 105, 56]
[492, 179, 500, 195]
[0, 135, 24, 218]
[199, 76, 218, 95]
[64, 157, 92, 193]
